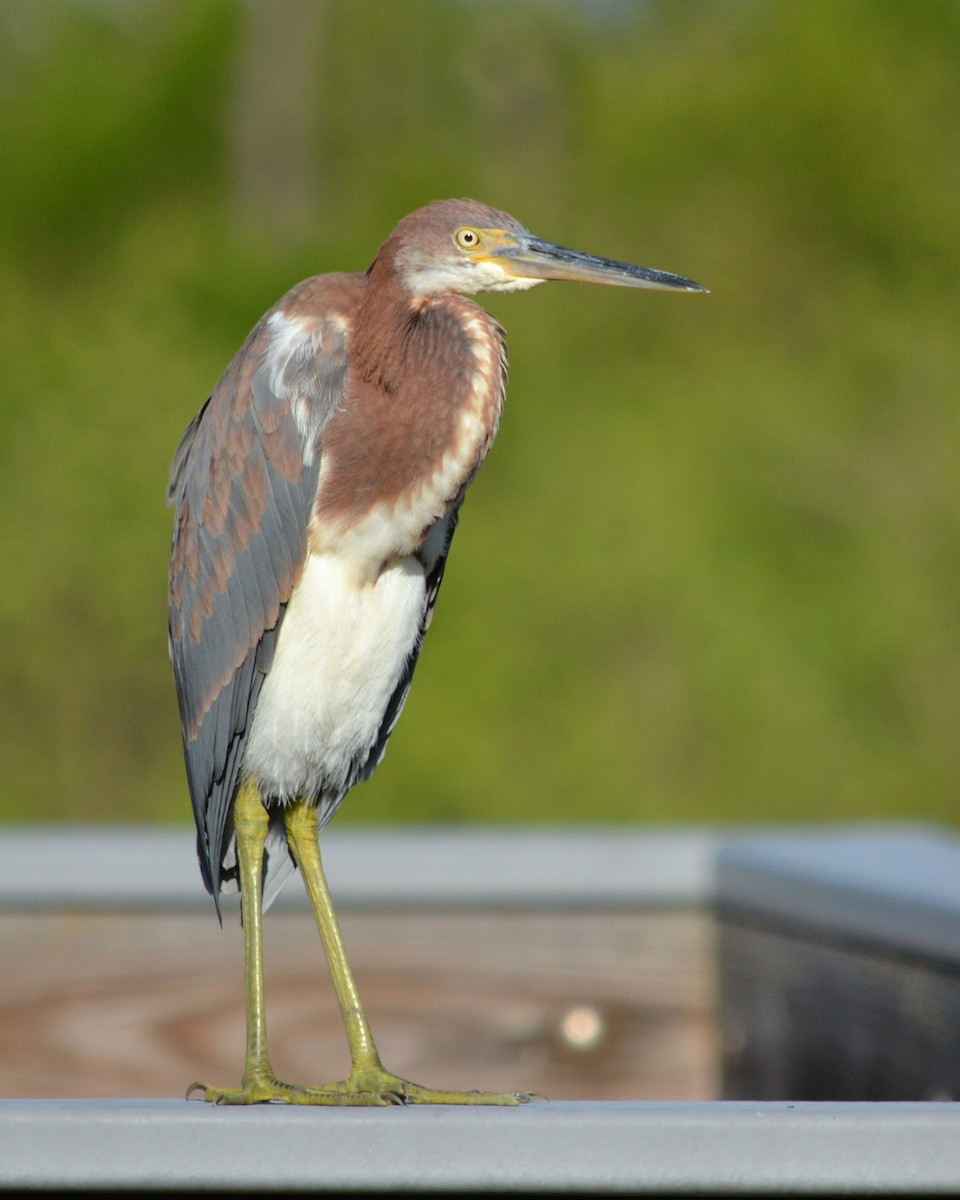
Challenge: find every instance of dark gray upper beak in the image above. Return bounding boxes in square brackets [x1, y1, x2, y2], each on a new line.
[496, 233, 708, 293]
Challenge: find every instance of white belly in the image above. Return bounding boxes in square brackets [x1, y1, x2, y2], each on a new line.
[244, 551, 426, 802]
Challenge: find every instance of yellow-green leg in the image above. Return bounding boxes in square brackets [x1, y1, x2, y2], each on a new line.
[188, 779, 356, 1104]
[283, 797, 530, 1105]
[189, 785, 530, 1105]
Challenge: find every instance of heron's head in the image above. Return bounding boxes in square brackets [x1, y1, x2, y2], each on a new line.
[384, 199, 708, 299]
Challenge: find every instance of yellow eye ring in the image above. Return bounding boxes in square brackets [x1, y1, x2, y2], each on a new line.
[455, 227, 481, 250]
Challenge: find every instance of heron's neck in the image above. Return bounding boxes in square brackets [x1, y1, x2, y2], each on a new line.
[311, 267, 507, 574]
[353, 261, 502, 397]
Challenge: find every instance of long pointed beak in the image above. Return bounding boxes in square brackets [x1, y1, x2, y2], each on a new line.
[496, 233, 708, 293]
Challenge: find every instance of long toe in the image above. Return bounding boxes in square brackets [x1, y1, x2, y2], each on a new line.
[341, 1066, 537, 1106]
[401, 1081, 537, 1106]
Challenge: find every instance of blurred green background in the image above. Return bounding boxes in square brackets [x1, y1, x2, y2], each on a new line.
[1, 0, 958, 831]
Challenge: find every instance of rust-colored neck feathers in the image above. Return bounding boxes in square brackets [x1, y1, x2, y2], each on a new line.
[312, 242, 507, 558]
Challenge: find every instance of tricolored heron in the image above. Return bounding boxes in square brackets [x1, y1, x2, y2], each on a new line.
[168, 199, 706, 1105]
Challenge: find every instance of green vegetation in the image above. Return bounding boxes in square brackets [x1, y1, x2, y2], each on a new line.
[1, 0, 958, 829]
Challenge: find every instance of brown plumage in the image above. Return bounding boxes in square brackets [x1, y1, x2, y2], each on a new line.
[167, 199, 705, 1105]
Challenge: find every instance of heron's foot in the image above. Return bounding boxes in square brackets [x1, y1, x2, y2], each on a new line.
[187, 1067, 536, 1106]
[186, 1073, 394, 1107]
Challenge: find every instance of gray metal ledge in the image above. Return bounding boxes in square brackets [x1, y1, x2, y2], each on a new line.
[0, 823, 720, 910]
[2, 1098, 960, 1195]
[3, 819, 956, 922]
[717, 824, 960, 960]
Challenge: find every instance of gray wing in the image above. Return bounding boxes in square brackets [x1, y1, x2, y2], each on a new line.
[167, 277, 355, 913]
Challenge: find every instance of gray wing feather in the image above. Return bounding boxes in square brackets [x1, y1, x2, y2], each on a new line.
[168, 280, 352, 914]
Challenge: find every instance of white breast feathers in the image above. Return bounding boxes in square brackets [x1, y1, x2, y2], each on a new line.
[243, 551, 426, 804]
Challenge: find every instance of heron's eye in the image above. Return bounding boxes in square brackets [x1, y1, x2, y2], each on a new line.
[455, 227, 481, 251]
